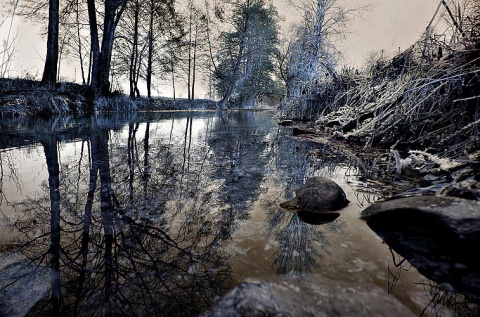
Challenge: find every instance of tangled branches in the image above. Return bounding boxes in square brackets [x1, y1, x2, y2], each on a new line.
[313, 2, 480, 157]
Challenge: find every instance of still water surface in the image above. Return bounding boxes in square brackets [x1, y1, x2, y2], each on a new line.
[0, 110, 467, 316]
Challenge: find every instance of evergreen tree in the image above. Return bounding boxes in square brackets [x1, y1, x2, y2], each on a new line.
[214, 0, 280, 108]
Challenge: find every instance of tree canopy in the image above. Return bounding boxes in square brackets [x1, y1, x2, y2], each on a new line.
[213, 0, 281, 108]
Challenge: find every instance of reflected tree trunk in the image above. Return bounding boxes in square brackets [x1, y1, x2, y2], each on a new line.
[141, 121, 150, 218]
[73, 138, 99, 316]
[97, 128, 115, 316]
[41, 138, 62, 317]
[181, 115, 193, 181]
[127, 123, 139, 211]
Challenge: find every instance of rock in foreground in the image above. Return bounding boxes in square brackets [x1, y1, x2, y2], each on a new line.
[0, 253, 52, 317]
[362, 196, 480, 295]
[201, 279, 414, 317]
[280, 177, 349, 212]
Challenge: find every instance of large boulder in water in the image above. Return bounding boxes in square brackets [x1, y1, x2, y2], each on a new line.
[361, 196, 480, 295]
[280, 177, 349, 212]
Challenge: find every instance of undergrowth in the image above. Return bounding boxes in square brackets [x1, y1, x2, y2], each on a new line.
[282, 1, 480, 159]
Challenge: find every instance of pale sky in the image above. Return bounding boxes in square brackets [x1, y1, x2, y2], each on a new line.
[1, 0, 442, 84]
[337, 0, 441, 67]
[274, 0, 442, 67]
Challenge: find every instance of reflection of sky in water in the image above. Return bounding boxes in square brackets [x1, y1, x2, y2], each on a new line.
[1, 146, 46, 202]
[114, 117, 210, 144]
[0, 111, 474, 316]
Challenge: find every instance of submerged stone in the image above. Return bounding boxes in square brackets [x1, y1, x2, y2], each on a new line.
[280, 177, 349, 212]
[361, 196, 480, 295]
[201, 279, 413, 317]
[0, 253, 52, 317]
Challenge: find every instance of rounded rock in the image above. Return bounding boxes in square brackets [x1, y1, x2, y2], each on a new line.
[280, 177, 349, 212]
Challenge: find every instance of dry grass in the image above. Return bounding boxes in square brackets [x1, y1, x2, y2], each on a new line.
[0, 78, 95, 115]
[302, 3, 480, 159]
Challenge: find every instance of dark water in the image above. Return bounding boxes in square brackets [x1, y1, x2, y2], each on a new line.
[0, 111, 475, 316]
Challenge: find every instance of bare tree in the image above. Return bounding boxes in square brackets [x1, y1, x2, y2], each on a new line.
[59, 0, 90, 84]
[127, 0, 143, 97]
[174, 0, 210, 101]
[112, 0, 184, 98]
[146, 0, 183, 98]
[281, 0, 352, 97]
[86, 0, 127, 94]
[1, 0, 20, 78]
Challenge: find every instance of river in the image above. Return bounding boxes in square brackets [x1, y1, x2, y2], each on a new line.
[0, 110, 469, 316]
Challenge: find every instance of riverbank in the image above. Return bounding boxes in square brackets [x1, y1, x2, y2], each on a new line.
[283, 123, 479, 200]
[2, 75, 478, 201]
[0, 78, 217, 116]
[277, 20, 480, 201]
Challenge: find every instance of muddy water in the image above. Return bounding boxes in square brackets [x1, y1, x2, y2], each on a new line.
[0, 111, 468, 316]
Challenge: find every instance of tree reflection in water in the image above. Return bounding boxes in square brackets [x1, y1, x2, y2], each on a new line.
[268, 210, 334, 275]
[386, 248, 480, 317]
[3, 111, 477, 316]
[207, 111, 274, 240]
[264, 133, 346, 275]
[1, 112, 255, 316]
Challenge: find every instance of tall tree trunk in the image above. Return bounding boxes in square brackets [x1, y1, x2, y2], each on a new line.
[129, 0, 139, 98]
[134, 67, 141, 97]
[127, 123, 138, 209]
[76, 0, 86, 84]
[191, 24, 197, 100]
[205, 7, 218, 76]
[218, 1, 250, 109]
[57, 32, 69, 82]
[99, 2, 117, 94]
[42, 0, 59, 85]
[171, 51, 176, 99]
[218, 43, 244, 109]
[187, 7, 192, 100]
[146, 1, 154, 98]
[92, 0, 127, 94]
[87, 0, 100, 87]
[306, 0, 326, 82]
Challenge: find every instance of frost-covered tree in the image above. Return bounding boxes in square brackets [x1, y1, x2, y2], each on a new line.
[213, 0, 280, 108]
[280, 0, 350, 98]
